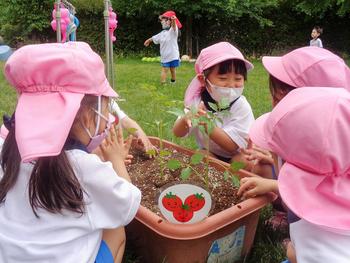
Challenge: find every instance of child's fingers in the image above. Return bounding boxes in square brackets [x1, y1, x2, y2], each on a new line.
[237, 178, 255, 196]
[242, 188, 258, 199]
[116, 126, 124, 144]
[185, 119, 192, 128]
[124, 135, 133, 152]
[110, 124, 117, 142]
[246, 138, 253, 149]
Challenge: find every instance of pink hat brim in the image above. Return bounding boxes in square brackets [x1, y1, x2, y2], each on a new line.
[262, 56, 295, 87]
[248, 113, 271, 150]
[15, 92, 85, 162]
[278, 162, 350, 230]
[201, 55, 254, 74]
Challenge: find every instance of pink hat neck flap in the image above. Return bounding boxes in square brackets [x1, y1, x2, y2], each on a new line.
[4, 42, 118, 162]
[249, 87, 350, 230]
[184, 42, 253, 107]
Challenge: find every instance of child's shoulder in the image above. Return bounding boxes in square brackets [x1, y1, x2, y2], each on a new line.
[66, 150, 114, 176]
[230, 96, 253, 111]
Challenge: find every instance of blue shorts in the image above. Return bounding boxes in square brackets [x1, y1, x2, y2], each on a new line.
[161, 59, 180, 68]
[95, 240, 113, 263]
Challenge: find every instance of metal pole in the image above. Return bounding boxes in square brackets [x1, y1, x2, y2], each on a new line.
[104, 0, 111, 83]
[55, 0, 62, 42]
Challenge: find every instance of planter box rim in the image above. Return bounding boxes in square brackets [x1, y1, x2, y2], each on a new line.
[133, 137, 276, 240]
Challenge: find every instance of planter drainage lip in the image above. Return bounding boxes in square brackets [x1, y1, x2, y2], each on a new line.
[135, 137, 277, 240]
[136, 192, 275, 240]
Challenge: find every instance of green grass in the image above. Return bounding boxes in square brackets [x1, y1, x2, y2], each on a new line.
[0, 58, 280, 263]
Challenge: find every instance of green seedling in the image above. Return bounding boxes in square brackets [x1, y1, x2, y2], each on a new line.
[168, 98, 240, 187]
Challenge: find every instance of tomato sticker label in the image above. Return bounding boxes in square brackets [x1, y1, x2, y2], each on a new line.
[207, 226, 245, 263]
[158, 184, 212, 224]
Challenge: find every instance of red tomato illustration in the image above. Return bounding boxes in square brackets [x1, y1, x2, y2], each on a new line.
[162, 192, 182, 211]
[184, 193, 205, 211]
[173, 204, 194, 223]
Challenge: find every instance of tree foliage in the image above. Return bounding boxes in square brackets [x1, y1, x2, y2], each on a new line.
[0, 0, 349, 55]
[294, 0, 350, 16]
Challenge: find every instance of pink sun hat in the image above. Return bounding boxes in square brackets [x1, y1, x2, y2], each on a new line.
[4, 42, 118, 162]
[184, 42, 253, 107]
[249, 87, 350, 230]
[262, 46, 350, 90]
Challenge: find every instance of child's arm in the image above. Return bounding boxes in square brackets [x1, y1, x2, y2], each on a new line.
[209, 127, 239, 153]
[144, 38, 153, 47]
[173, 115, 191, 137]
[237, 177, 278, 199]
[173, 105, 206, 137]
[170, 16, 177, 30]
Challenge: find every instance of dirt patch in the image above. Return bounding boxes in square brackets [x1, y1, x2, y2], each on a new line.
[127, 146, 242, 217]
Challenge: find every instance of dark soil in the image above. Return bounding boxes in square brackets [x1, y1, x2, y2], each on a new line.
[127, 146, 242, 217]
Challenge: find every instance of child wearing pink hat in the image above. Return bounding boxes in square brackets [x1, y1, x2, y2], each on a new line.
[242, 46, 350, 177]
[239, 87, 350, 263]
[173, 42, 255, 163]
[0, 42, 141, 263]
[144, 10, 182, 84]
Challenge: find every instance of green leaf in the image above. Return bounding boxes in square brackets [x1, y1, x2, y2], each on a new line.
[167, 108, 185, 117]
[231, 161, 246, 171]
[167, 159, 182, 170]
[159, 149, 171, 157]
[190, 153, 204, 165]
[231, 175, 240, 187]
[180, 167, 192, 180]
[126, 127, 138, 135]
[146, 149, 156, 156]
[198, 125, 207, 135]
[223, 170, 230, 181]
[207, 122, 215, 134]
[208, 102, 218, 111]
[218, 98, 230, 109]
[192, 117, 199, 127]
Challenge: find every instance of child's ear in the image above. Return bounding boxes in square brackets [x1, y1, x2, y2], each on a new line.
[80, 108, 95, 130]
[197, 74, 205, 86]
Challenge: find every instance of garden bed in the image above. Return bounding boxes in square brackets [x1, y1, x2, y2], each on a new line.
[127, 144, 241, 217]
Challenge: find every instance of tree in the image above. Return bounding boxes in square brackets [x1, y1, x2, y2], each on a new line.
[113, 0, 277, 56]
[294, 0, 350, 16]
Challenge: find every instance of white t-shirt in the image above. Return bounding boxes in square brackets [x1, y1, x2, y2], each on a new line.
[111, 101, 127, 121]
[186, 96, 255, 158]
[310, 38, 323, 48]
[152, 27, 180, 63]
[0, 149, 141, 263]
[290, 219, 350, 263]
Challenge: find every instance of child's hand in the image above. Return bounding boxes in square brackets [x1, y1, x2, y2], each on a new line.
[100, 125, 132, 164]
[134, 135, 158, 158]
[144, 39, 151, 47]
[240, 146, 274, 166]
[237, 177, 278, 198]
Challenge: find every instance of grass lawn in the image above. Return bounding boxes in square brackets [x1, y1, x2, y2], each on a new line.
[0, 58, 283, 263]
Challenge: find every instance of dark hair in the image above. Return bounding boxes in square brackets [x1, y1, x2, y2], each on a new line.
[0, 95, 98, 217]
[204, 59, 248, 80]
[269, 75, 296, 100]
[313, 26, 323, 35]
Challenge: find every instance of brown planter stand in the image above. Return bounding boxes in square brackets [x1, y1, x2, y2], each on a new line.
[126, 137, 275, 263]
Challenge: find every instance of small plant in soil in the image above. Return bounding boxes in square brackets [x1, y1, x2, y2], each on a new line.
[145, 120, 172, 177]
[168, 98, 245, 188]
